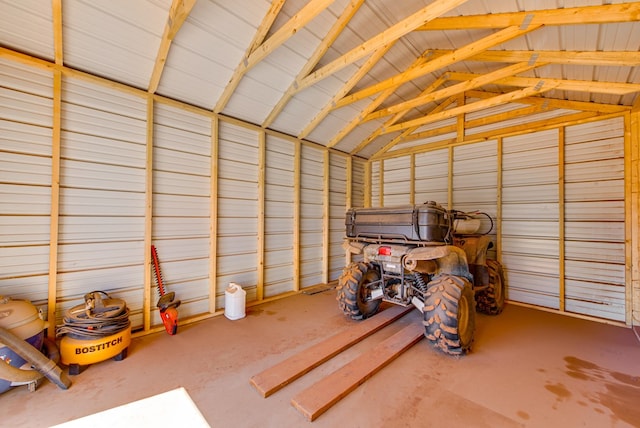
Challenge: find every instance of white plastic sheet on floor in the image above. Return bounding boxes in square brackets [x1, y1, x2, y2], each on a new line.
[50, 387, 210, 427]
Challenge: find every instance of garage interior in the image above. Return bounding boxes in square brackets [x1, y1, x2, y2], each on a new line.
[1, 0, 640, 426]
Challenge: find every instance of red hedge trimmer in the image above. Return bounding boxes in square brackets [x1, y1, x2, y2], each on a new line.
[151, 245, 181, 335]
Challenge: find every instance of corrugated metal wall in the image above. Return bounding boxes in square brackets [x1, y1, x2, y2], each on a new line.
[374, 117, 627, 322]
[300, 144, 325, 288]
[452, 141, 498, 258]
[216, 122, 260, 305]
[264, 135, 296, 298]
[0, 58, 53, 304]
[58, 77, 147, 327]
[329, 153, 348, 280]
[152, 103, 212, 325]
[414, 148, 449, 206]
[564, 118, 625, 321]
[382, 156, 411, 206]
[0, 49, 631, 329]
[502, 129, 561, 309]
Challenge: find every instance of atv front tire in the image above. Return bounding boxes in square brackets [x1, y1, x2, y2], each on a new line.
[423, 274, 475, 355]
[336, 262, 382, 320]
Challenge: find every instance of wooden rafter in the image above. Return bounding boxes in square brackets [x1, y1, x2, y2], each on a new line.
[382, 82, 559, 135]
[262, 0, 365, 129]
[214, 0, 331, 113]
[465, 90, 629, 114]
[464, 50, 640, 67]
[364, 61, 545, 122]
[367, 97, 457, 157]
[417, 2, 640, 30]
[402, 104, 554, 145]
[448, 72, 640, 96]
[346, 74, 451, 153]
[376, 111, 604, 161]
[148, 0, 197, 94]
[326, 50, 437, 149]
[335, 24, 542, 109]
[52, 0, 63, 65]
[213, 0, 286, 112]
[296, 0, 468, 92]
[298, 43, 395, 139]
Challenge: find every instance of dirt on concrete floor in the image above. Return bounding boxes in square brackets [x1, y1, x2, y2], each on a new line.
[1, 289, 639, 428]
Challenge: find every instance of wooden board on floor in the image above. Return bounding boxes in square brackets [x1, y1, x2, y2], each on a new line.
[290, 322, 424, 421]
[249, 304, 413, 397]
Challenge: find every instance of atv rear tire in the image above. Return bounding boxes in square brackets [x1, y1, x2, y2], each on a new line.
[336, 262, 382, 320]
[476, 259, 505, 315]
[423, 274, 475, 355]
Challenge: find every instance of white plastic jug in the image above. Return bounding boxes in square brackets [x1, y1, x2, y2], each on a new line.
[224, 283, 246, 320]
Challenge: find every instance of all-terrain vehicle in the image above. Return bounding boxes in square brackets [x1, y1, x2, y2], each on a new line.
[337, 201, 505, 355]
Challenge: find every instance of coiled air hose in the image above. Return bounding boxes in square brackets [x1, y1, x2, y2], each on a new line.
[56, 291, 130, 340]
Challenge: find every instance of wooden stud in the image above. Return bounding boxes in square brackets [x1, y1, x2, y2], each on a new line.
[558, 127, 566, 312]
[364, 161, 372, 208]
[323, 150, 330, 284]
[496, 137, 503, 261]
[257, 131, 266, 301]
[46, 70, 62, 339]
[210, 116, 219, 312]
[625, 112, 639, 325]
[345, 156, 353, 265]
[144, 93, 154, 331]
[293, 140, 301, 292]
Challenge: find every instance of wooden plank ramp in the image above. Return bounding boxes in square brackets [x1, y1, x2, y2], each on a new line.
[290, 322, 425, 421]
[249, 304, 413, 398]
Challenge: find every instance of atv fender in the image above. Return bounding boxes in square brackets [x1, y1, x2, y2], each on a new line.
[403, 245, 473, 283]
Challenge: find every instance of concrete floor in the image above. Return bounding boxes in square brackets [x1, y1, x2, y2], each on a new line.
[1, 288, 639, 427]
